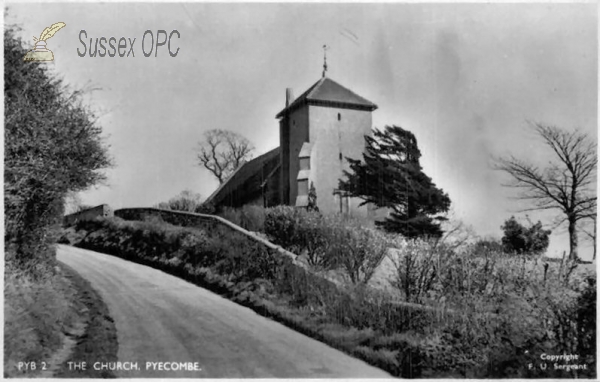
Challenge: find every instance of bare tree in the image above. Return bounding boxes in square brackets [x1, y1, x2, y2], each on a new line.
[495, 123, 597, 262]
[196, 129, 254, 184]
[436, 208, 477, 251]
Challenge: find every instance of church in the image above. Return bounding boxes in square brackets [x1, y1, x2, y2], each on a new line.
[205, 64, 384, 219]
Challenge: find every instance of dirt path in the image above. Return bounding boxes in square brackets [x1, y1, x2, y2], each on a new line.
[56, 245, 391, 378]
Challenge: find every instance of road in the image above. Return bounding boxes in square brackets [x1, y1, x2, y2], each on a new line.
[57, 245, 392, 378]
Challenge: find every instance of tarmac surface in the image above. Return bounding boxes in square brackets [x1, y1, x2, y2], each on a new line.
[57, 245, 392, 378]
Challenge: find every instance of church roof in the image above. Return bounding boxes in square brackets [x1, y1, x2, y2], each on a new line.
[276, 76, 378, 118]
[205, 147, 281, 208]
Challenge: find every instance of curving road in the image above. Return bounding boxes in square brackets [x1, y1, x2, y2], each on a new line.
[57, 245, 391, 378]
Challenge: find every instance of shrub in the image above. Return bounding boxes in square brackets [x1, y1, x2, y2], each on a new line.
[265, 208, 390, 278]
[389, 239, 456, 303]
[195, 202, 215, 215]
[156, 190, 204, 212]
[501, 216, 551, 255]
[5, 26, 111, 268]
[209, 232, 280, 282]
[471, 238, 504, 256]
[386, 239, 596, 378]
[290, 211, 331, 267]
[264, 206, 301, 249]
[171, 230, 211, 266]
[219, 205, 266, 232]
[576, 276, 596, 373]
[327, 219, 391, 285]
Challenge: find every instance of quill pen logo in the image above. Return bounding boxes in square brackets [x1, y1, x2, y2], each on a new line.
[23, 22, 66, 62]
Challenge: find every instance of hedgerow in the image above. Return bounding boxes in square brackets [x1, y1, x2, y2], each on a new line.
[4, 23, 112, 376]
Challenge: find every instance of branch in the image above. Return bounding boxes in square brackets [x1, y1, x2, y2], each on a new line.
[495, 123, 597, 222]
[495, 156, 565, 208]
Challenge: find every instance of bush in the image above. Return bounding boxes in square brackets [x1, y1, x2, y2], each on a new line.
[385, 237, 597, 377]
[471, 238, 504, 256]
[576, 276, 596, 372]
[290, 211, 332, 267]
[4, 26, 111, 268]
[219, 205, 266, 232]
[389, 239, 456, 303]
[263, 206, 328, 257]
[501, 216, 551, 255]
[74, 217, 280, 285]
[156, 190, 204, 212]
[263, 206, 300, 249]
[264, 208, 390, 281]
[326, 218, 391, 285]
[209, 232, 280, 282]
[195, 202, 216, 215]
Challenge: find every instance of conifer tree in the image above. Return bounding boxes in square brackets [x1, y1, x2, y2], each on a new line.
[339, 125, 451, 238]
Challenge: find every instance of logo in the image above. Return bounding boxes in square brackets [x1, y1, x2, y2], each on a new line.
[77, 30, 180, 58]
[23, 22, 66, 62]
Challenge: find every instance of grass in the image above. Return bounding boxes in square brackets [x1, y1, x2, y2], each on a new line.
[4, 257, 73, 378]
[4, 247, 119, 378]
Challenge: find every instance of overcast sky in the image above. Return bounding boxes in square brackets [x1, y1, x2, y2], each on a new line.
[7, 2, 597, 259]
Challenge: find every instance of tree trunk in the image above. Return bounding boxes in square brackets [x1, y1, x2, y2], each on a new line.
[568, 216, 579, 262]
[593, 218, 597, 261]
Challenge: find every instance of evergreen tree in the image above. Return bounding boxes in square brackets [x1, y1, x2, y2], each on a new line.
[501, 216, 551, 255]
[339, 125, 451, 238]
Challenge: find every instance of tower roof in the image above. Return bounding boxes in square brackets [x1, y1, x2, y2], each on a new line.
[276, 77, 378, 118]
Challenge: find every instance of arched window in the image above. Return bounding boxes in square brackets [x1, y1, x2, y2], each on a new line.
[337, 113, 341, 121]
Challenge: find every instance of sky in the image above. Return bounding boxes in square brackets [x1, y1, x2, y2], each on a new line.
[6, 2, 598, 259]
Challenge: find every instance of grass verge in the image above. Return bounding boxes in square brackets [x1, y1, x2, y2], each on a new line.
[4, 258, 74, 378]
[4, 252, 118, 378]
[53, 262, 119, 378]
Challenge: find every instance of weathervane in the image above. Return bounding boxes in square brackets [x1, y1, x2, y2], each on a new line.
[322, 44, 329, 77]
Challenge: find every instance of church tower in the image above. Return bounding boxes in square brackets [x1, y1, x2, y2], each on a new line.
[276, 62, 378, 215]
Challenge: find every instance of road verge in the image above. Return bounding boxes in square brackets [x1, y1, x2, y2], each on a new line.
[4, 257, 118, 378]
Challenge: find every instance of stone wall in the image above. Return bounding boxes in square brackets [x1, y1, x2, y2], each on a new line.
[63, 204, 113, 226]
[114, 207, 300, 262]
[109, 207, 454, 316]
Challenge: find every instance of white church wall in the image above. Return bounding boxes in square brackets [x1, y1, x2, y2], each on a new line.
[308, 105, 372, 215]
